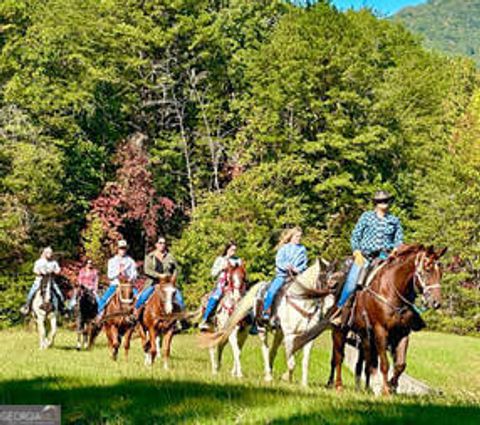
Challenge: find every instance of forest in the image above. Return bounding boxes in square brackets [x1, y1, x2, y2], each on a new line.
[0, 0, 479, 333]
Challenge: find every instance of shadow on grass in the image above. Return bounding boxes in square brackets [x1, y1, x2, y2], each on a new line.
[1, 377, 478, 424]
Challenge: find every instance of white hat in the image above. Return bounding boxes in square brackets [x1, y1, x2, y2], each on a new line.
[117, 240, 128, 248]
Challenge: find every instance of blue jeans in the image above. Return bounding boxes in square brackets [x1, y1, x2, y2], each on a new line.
[263, 276, 286, 314]
[97, 284, 138, 313]
[202, 286, 223, 321]
[135, 286, 185, 310]
[26, 280, 64, 304]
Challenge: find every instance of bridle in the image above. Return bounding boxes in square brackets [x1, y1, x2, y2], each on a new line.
[413, 252, 441, 295]
[366, 250, 442, 315]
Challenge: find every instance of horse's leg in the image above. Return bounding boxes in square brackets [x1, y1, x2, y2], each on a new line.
[300, 340, 314, 387]
[162, 329, 174, 371]
[124, 326, 135, 362]
[389, 335, 409, 393]
[355, 344, 365, 391]
[147, 326, 157, 366]
[282, 334, 296, 383]
[76, 311, 82, 350]
[374, 325, 390, 395]
[258, 330, 273, 382]
[108, 326, 120, 361]
[47, 313, 57, 348]
[327, 331, 336, 388]
[36, 311, 47, 350]
[229, 327, 243, 378]
[331, 328, 346, 391]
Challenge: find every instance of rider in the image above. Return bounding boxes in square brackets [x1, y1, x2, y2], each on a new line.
[96, 239, 137, 315]
[199, 241, 242, 331]
[69, 259, 100, 310]
[332, 190, 404, 324]
[262, 227, 308, 322]
[20, 247, 65, 315]
[134, 236, 185, 315]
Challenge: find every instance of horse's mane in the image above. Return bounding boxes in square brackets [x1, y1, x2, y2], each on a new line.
[385, 244, 424, 266]
[373, 244, 424, 283]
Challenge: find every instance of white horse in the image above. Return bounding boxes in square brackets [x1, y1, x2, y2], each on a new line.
[203, 260, 343, 386]
[31, 274, 59, 350]
[207, 262, 248, 378]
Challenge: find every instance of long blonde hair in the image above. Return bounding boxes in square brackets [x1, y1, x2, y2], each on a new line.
[275, 226, 302, 250]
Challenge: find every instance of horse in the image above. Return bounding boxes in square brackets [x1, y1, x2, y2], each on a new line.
[208, 262, 248, 378]
[90, 277, 136, 361]
[202, 260, 343, 386]
[31, 273, 59, 350]
[293, 244, 446, 395]
[75, 285, 98, 350]
[137, 275, 181, 370]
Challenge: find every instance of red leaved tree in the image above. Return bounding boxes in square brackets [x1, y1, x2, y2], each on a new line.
[82, 133, 175, 264]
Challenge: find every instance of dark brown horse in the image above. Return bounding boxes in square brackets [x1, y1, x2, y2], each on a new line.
[90, 277, 136, 361]
[75, 285, 98, 350]
[328, 244, 447, 394]
[137, 275, 180, 369]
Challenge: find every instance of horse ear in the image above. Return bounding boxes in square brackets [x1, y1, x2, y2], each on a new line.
[436, 247, 448, 259]
[330, 259, 339, 271]
[427, 245, 435, 255]
[320, 258, 330, 268]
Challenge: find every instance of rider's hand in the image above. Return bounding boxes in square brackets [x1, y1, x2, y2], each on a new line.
[353, 250, 365, 267]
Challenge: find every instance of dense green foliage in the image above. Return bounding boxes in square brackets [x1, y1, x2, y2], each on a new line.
[0, 1, 479, 332]
[1, 329, 479, 423]
[396, 0, 480, 66]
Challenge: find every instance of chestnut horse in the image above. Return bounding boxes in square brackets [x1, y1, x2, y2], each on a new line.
[328, 244, 447, 394]
[137, 275, 180, 370]
[208, 262, 248, 378]
[90, 277, 136, 361]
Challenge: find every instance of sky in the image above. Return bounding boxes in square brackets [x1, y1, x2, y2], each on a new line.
[330, 0, 427, 16]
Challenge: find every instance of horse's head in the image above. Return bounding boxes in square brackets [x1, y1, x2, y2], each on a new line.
[157, 274, 176, 315]
[317, 259, 346, 291]
[118, 275, 134, 304]
[414, 246, 447, 310]
[225, 261, 247, 301]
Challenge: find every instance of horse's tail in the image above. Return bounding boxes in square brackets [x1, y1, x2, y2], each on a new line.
[198, 282, 262, 349]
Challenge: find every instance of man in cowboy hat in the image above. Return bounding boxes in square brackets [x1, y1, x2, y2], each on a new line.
[96, 239, 138, 315]
[332, 190, 404, 324]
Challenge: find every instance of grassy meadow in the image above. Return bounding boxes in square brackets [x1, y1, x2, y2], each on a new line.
[0, 327, 479, 424]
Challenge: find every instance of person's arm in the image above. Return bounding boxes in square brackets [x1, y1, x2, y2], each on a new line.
[351, 212, 368, 253]
[93, 270, 99, 292]
[144, 254, 162, 279]
[33, 260, 43, 276]
[107, 258, 118, 281]
[129, 258, 138, 282]
[292, 246, 308, 274]
[393, 219, 404, 248]
[275, 246, 288, 274]
[211, 257, 227, 279]
[52, 261, 61, 275]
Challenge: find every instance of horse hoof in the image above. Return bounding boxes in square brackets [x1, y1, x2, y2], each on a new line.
[264, 375, 273, 383]
[281, 372, 291, 382]
[335, 385, 343, 393]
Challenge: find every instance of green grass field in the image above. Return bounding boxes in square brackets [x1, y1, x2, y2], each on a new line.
[0, 327, 479, 424]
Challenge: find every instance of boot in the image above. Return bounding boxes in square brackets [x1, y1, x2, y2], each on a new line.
[20, 303, 31, 316]
[199, 319, 212, 332]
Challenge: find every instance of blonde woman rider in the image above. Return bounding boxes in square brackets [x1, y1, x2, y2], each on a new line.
[262, 227, 308, 321]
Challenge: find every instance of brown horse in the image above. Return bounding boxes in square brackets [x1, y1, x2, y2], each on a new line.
[90, 278, 136, 360]
[328, 244, 447, 394]
[137, 275, 180, 370]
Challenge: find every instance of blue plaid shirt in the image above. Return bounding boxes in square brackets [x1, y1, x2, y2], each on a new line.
[350, 211, 403, 257]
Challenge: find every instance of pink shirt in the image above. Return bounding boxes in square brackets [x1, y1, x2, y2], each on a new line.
[78, 267, 99, 292]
